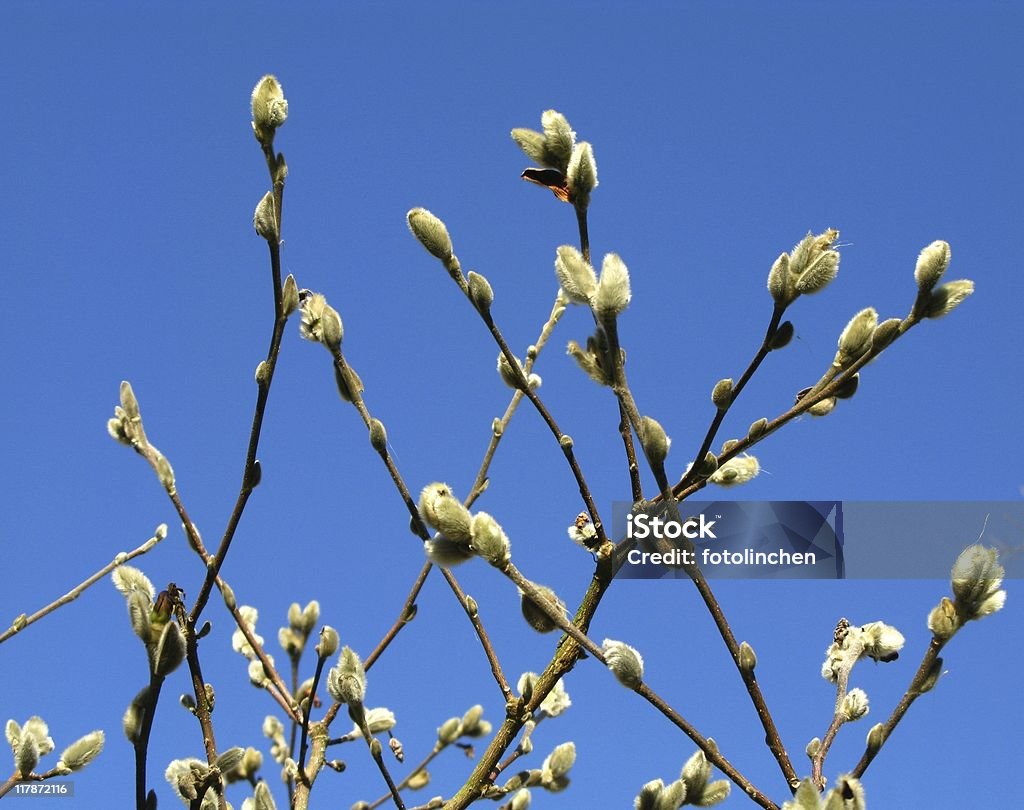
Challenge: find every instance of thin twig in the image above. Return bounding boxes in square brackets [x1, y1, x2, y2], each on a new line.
[477, 308, 608, 545]
[679, 304, 786, 489]
[189, 153, 289, 626]
[618, 400, 644, 502]
[326, 347, 521, 700]
[441, 569, 513, 700]
[365, 563, 432, 671]
[602, 290, 798, 790]
[500, 563, 605, 661]
[132, 674, 165, 810]
[635, 682, 781, 810]
[0, 528, 165, 645]
[650, 471, 800, 789]
[574, 202, 590, 264]
[296, 653, 330, 785]
[365, 741, 446, 810]
[173, 600, 226, 810]
[669, 312, 917, 501]
[850, 637, 945, 779]
[351, 704, 406, 809]
[224, 601, 299, 722]
[466, 292, 567, 508]
[443, 557, 618, 810]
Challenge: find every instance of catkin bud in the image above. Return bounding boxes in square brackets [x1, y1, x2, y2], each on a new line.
[841, 688, 869, 721]
[123, 687, 150, 742]
[554, 245, 598, 304]
[866, 723, 885, 753]
[406, 208, 453, 262]
[927, 596, 960, 640]
[419, 484, 472, 543]
[833, 373, 859, 400]
[794, 249, 839, 295]
[470, 512, 511, 568]
[17, 734, 39, 777]
[57, 729, 104, 774]
[748, 418, 768, 440]
[467, 271, 494, 311]
[251, 75, 288, 145]
[541, 110, 575, 171]
[497, 353, 526, 390]
[709, 454, 759, 487]
[326, 647, 366, 705]
[711, 378, 733, 409]
[542, 741, 576, 781]
[418, 483, 453, 529]
[253, 191, 278, 242]
[767, 252, 792, 305]
[639, 416, 671, 465]
[808, 397, 837, 417]
[593, 253, 631, 317]
[860, 621, 905, 662]
[871, 318, 902, 351]
[695, 451, 719, 478]
[768, 320, 795, 350]
[319, 304, 343, 351]
[437, 717, 461, 746]
[510, 127, 549, 166]
[254, 360, 270, 387]
[317, 626, 339, 658]
[914, 240, 951, 292]
[837, 307, 878, 365]
[334, 363, 364, 403]
[738, 641, 757, 673]
[282, 274, 299, 317]
[950, 544, 1006, 620]
[424, 535, 475, 567]
[567, 141, 598, 204]
[153, 622, 186, 677]
[924, 279, 974, 319]
[154, 452, 176, 493]
[520, 584, 566, 634]
[369, 419, 387, 453]
[602, 639, 644, 688]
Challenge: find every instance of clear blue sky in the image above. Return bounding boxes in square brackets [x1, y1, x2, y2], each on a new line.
[2, 3, 1021, 808]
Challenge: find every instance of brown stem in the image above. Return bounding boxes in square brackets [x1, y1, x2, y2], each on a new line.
[635, 683, 780, 810]
[352, 703, 405, 809]
[851, 636, 946, 778]
[618, 400, 644, 503]
[441, 569, 513, 699]
[679, 304, 786, 489]
[466, 292, 567, 508]
[0, 529, 164, 646]
[132, 674, 165, 810]
[478, 308, 608, 545]
[667, 321, 910, 502]
[365, 563, 432, 671]
[189, 156, 289, 626]
[296, 654, 329, 786]
[654, 484, 799, 790]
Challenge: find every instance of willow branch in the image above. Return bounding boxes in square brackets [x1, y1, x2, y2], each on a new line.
[1, 528, 165, 645]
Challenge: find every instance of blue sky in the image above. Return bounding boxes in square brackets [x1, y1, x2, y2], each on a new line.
[2, 3, 1021, 808]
